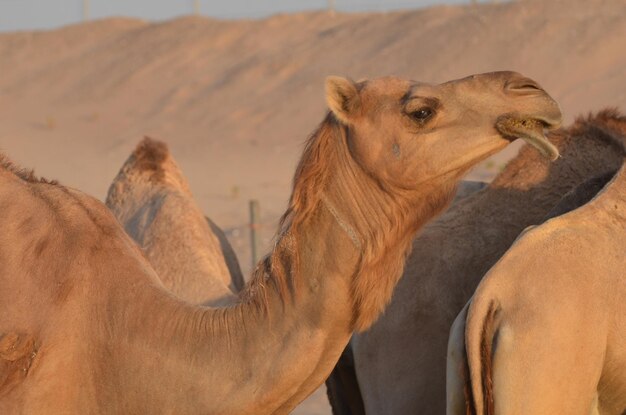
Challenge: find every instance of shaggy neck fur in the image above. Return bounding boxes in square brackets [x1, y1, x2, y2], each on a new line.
[241, 113, 459, 332]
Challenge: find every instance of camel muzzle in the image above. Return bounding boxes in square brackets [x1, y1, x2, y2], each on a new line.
[495, 116, 561, 161]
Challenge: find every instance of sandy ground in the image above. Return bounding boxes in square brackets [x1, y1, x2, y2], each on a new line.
[0, 0, 625, 413]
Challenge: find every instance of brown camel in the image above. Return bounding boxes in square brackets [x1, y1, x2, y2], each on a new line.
[0, 72, 561, 414]
[330, 109, 626, 414]
[105, 137, 244, 306]
[447, 110, 626, 415]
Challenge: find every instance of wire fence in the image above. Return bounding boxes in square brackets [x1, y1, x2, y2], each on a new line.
[214, 199, 280, 273]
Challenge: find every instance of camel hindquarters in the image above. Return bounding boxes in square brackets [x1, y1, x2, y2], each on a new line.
[459, 245, 616, 415]
[486, 305, 607, 414]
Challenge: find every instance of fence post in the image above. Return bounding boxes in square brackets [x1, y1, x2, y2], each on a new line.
[194, 0, 200, 15]
[249, 200, 260, 269]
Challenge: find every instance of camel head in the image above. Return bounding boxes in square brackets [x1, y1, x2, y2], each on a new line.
[325, 71, 562, 189]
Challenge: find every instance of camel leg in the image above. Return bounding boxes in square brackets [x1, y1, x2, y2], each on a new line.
[325, 340, 365, 415]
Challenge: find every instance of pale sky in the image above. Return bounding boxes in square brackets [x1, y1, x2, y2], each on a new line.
[0, 0, 471, 32]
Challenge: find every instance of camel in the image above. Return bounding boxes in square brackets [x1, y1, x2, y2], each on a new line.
[447, 109, 626, 415]
[330, 109, 626, 414]
[105, 137, 244, 306]
[0, 72, 562, 414]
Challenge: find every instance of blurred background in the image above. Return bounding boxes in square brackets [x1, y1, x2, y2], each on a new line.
[3, 0, 483, 31]
[0, 1, 624, 412]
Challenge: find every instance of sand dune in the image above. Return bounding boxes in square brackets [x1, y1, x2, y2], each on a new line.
[0, 0, 624, 412]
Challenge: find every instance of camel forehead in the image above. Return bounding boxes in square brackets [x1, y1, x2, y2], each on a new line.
[360, 71, 526, 102]
[360, 77, 416, 99]
[443, 71, 520, 86]
[358, 77, 427, 110]
[358, 75, 481, 106]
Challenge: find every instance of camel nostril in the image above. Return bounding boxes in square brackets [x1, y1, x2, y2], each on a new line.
[505, 77, 544, 93]
[518, 83, 541, 90]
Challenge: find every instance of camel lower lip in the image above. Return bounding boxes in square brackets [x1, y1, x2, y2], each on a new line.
[496, 117, 560, 161]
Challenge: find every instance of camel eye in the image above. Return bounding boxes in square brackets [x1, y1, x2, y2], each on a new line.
[409, 107, 434, 122]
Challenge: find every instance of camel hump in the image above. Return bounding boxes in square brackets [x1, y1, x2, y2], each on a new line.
[113, 136, 190, 191]
[131, 136, 171, 180]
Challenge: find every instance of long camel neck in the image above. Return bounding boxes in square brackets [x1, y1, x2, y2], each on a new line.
[97, 118, 458, 414]
[97, 201, 358, 415]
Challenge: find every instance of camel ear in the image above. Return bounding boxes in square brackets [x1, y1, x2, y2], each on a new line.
[325, 76, 361, 124]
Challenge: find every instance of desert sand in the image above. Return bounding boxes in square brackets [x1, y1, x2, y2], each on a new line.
[0, 0, 624, 413]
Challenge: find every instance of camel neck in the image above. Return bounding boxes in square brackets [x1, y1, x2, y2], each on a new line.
[107, 164, 450, 415]
[321, 194, 362, 251]
[322, 138, 457, 330]
[100, 200, 361, 414]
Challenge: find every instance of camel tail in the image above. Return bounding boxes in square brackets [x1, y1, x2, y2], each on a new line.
[463, 299, 499, 415]
[325, 342, 366, 415]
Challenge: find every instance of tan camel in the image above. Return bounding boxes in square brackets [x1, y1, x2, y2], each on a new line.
[330, 109, 626, 414]
[0, 72, 561, 414]
[447, 110, 626, 415]
[105, 137, 244, 306]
